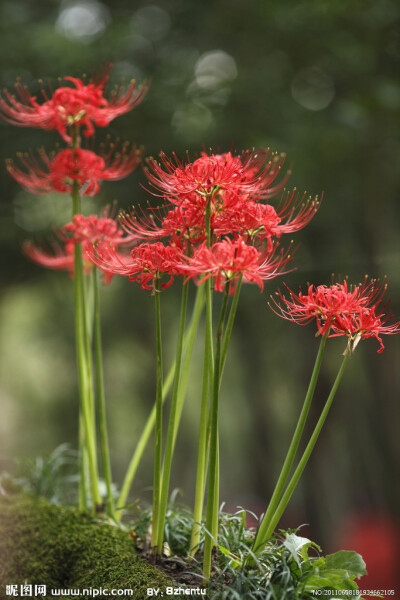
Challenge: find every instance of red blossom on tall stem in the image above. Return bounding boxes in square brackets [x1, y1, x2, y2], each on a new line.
[271, 278, 400, 352]
[120, 148, 318, 256]
[7, 143, 141, 196]
[213, 191, 319, 242]
[87, 240, 185, 291]
[183, 237, 293, 293]
[145, 149, 289, 201]
[0, 65, 148, 142]
[24, 211, 136, 283]
[24, 240, 77, 275]
[120, 202, 207, 247]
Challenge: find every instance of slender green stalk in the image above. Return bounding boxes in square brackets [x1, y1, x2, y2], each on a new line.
[151, 281, 163, 549]
[221, 276, 243, 373]
[70, 125, 100, 511]
[254, 349, 350, 552]
[211, 433, 219, 542]
[72, 185, 101, 511]
[190, 288, 212, 555]
[252, 331, 328, 552]
[203, 284, 230, 581]
[189, 266, 215, 556]
[82, 262, 96, 439]
[78, 410, 88, 511]
[189, 258, 241, 556]
[210, 278, 241, 543]
[172, 283, 205, 447]
[156, 283, 189, 554]
[116, 285, 205, 517]
[93, 267, 115, 518]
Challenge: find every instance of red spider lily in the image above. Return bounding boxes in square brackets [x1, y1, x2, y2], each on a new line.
[120, 202, 207, 247]
[62, 212, 137, 246]
[330, 299, 400, 353]
[0, 65, 148, 142]
[24, 239, 77, 276]
[122, 153, 316, 251]
[145, 149, 289, 202]
[7, 144, 141, 196]
[87, 240, 186, 291]
[217, 190, 318, 238]
[271, 279, 400, 352]
[270, 189, 320, 235]
[182, 237, 293, 293]
[120, 189, 318, 251]
[24, 212, 136, 284]
[213, 200, 282, 241]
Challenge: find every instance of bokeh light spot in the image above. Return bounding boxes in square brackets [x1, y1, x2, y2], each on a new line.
[291, 67, 335, 111]
[194, 50, 237, 90]
[56, 0, 110, 43]
[131, 5, 170, 41]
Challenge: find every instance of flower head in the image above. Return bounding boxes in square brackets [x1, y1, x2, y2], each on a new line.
[271, 278, 400, 352]
[24, 239, 76, 276]
[87, 240, 185, 292]
[0, 65, 148, 142]
[62, 212, 136, 247]
[123, 148, 317, 252]
[24, 210, 136, 283]
[7, 143, 141, 196]
[183, 237, 293, 293]
[145, 149, 288, 202]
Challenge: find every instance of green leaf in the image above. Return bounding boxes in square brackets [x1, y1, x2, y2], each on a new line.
[283, 533, 321, 565]
[302, 570, 358, 592]
[324, 550, 367, 579]
[217, 543, 242, 569]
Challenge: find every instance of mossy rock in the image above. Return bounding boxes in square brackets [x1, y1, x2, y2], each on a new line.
[0, 490, 171, 599]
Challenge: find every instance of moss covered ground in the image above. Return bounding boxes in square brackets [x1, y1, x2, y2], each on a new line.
[0, 489, 172, 599]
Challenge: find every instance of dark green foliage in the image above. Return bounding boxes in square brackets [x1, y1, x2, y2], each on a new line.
[130, 504, 368, 600]
[0, 490, 369, 600]
[14, 444, 78, 505]
[208, 525, 367, 600]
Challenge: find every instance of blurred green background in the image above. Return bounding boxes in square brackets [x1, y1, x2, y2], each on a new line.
[0, 0, 399, 568]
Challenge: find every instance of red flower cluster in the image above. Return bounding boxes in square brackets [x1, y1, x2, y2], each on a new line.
[271, 279, 400, 352]
[7, 144, 141, 197]
[182, 238, 293, 293]
[127, 150, 319, 246]
[145, 150, 287, 200]
[88, 241, 183, 291]
[98, 148, 318, 292]
[25, 212, 136, 283]
[0, 65, 148, 142]
[3, 68, 314, 295]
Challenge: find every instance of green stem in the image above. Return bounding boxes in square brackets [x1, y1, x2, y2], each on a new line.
[221, 276, 242, 373]
[211, 433, 220, 543]
[70, 125, 100, 511]
[151, 282, 163, 549]
[116, 285, 205, 517]
[190, 286, 213, 556]
[203, 284, 230, 581]
[78, 410, 88, 511]
[72, 187, 101, 512]
[253, 331, 328, 552]
[172, 284, 205, 447]
[156, 282, 189, 554]
[190, 274, 240, 556]
[255, 349, 350, 551]
[93, 267, 115, 519]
